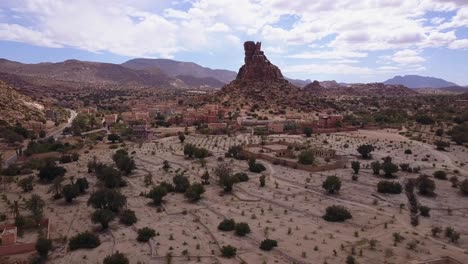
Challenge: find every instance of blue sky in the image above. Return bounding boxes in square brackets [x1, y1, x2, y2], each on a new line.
[1, 0, 468, 85]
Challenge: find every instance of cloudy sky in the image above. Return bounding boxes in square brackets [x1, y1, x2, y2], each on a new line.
[1, 0, 468, 84]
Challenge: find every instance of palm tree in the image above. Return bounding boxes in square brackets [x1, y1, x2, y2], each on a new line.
[25, 194, 45, 222]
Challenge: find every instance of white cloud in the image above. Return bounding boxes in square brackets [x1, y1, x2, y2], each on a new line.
[449, 39, 468, 49]
[287, 50, 367, 60]
[390, 49, 426, 64]
[283, 63, 373, 75]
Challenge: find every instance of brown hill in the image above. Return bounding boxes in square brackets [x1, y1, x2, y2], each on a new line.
[0, 80, 45, 125]
[303, 81, 418, 97]
[0, 59, 171, 86]
[216, 41, 329, 111]
[122, 58, 237, 84]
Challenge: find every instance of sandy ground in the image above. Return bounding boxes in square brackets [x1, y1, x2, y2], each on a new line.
[1, 129, 468, 264]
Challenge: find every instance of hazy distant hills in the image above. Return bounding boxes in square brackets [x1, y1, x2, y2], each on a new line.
[122, 58, 237, 84]
[384, 75, 458, 88]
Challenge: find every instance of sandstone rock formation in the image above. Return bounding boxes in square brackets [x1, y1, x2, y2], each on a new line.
[236, 41, 284, 81]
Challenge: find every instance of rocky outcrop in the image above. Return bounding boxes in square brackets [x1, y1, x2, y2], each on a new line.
[236, 41, 284, 81]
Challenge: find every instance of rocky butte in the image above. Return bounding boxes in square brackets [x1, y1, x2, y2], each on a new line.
[217, 41, 325, 111]
[236, 41, 284, 81]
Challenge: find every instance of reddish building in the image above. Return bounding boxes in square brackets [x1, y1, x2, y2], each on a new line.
[318, 114, 343, 128]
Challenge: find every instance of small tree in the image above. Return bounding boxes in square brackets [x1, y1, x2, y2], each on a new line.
[25, 194, 45, 221]
[147, 185, 168, 205]
[235, 222, 251, 236]
[218, 219, 236, 231]
[103, 251, 129, 264]
[185, 183, 205, 202]
[162, 160, 171, 172]
[418, 175, 436, 196]
[433, 170, 447, 180]
[322, 176, 341, 194]
[259, 174, 266, 187]
[382, 160, 398, 178]
[351, 161, 360, 174]
[173, 174, 190, 193]
[119, 209, 137, 226]
[137, 227, 156, 242]
[201, 171, 210, 185]
[38, 161, 66, 183]
[371, 161, 381, 175]
[62, 184, 79, 203]
[18, 176, 34, 192]
[221, 245, 237, 258]
[92, 209, 115, 229]
[178, 133, 186, 143]
[298, 150, 315, 165]
[357, 144, 374, 159]
[323, 205, 352, 222]
[75, 178, 89, 193]
[260, 239, 278, 251]
[35, 237, 52, 258]
[88, 188, 127, 212]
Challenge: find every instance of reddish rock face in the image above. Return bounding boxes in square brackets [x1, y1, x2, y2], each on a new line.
[236, 41, 284, 81]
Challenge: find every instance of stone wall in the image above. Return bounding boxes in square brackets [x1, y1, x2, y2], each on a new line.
[0, 218, 50, 256]
[243, 143, 346, 173]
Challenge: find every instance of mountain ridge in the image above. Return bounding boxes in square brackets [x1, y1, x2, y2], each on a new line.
[384, 75, 458, 88]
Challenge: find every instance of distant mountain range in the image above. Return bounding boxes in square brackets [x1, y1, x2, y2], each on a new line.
[384, 75, 458, 88]
[122, 58, 237, 84]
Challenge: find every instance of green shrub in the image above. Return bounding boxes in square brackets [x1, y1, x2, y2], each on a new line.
[221, 245, 237, 258]
[218, 219, 235, 231]
[137, 227, 156, 242]
[323, 205, 352, 222]
[69, 231, 100, 251]
[259, 239, 278, 251]
[103, 251, 129, 264]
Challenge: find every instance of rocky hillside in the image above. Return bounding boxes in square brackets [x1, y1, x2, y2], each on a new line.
[303, 81, 418, 97]
[0, 59, 171, 86]
[0, 80, 45, 124]
[384, 75, 458, 88]
[216, 41, 326, 111]
[122, 58, 237, 84]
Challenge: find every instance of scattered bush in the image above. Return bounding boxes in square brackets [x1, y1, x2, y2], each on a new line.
[218, 219, 236, 231]
[103, 251, 129, 264]
[377, 181, 402, 194]
[323, 205, 352, 222]
[322, 176, 341, 194]
[433, 170, 447, 180]
[221, 245, 237, 258]
[137, 227, 156, 242]
[235, 222, 251, 236]
[119, 209, 137, 226]
[297, 149, 315, 165]
[419, 206, 431, 217]
[357, 144, 374, 159]
[69, 231, 100, 251]
[259, 239, 278, 251]
[92, 209, 115, 229]
[184, 183, 205, 202]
